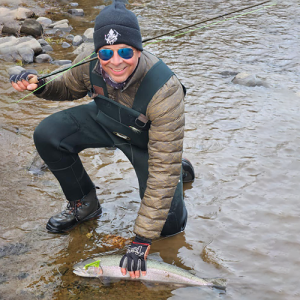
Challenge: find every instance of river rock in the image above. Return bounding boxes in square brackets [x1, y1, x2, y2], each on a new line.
[68, 9, 84, 16]
[82, 28, 94, 42]
[35, 54, 53, 63]
[66, 34, 74, 41]
[52, 60, 72, 66]
[36, 17, 52, 27]
[20, 19, 43, 38]
[21, 47, 35, 63]
[232, 72, 269, 88]
[62, 42, 71, 48]
[42, 45, 53, 52]
[73, 42, 93, 55]
[17, 37, 43, 54]
[7, 66, 26, 76]
[47, 19, 69, 28]
[72, 35, 83, 46]
[70, 3, 79, 7]
[15, 7, 35, 20]
[38, 39, 49, 47]
[0, 36, 42, 62]
[2, 22, 19, 36]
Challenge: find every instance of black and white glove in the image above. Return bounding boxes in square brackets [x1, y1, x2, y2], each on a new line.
[119, 236, 151, 274]
[9, 71, 33, 83]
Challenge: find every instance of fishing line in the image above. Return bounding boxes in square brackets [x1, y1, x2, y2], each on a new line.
[16, 1, 276, 103]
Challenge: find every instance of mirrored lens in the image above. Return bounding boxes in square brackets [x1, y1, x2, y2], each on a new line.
[98, 49, 114, 61]
[117, 48, 134, 59]
[98, 48, 134, 61]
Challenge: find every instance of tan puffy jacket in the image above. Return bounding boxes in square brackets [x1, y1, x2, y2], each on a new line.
[35, 49, 185, 239]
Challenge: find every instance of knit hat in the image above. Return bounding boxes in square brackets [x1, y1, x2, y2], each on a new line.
[93, 0, 143, 52]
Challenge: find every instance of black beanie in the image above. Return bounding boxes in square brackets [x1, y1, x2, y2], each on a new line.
[93, 0, 143, 52]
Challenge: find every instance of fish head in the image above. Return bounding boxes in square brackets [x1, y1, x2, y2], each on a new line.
[73, 258, 103, 277]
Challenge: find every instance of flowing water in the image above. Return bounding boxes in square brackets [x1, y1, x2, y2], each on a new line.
[0, 0, 300, 299]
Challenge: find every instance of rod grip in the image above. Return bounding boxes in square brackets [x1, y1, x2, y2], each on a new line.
[28, 75, 39, 84]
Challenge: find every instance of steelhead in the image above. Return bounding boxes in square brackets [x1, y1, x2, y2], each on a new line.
[73, 255, 226, 289]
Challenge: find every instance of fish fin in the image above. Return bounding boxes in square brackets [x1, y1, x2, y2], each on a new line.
[204, 278, 227, 290]
[84, 259, 101, 270]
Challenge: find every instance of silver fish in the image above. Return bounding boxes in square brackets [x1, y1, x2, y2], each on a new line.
[73, 255, 226, 289]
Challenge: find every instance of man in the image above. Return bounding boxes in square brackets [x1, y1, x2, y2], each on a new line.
[10, 0, 194, 279]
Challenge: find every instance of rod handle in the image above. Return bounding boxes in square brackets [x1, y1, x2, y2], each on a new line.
[28, 75, 39, 84]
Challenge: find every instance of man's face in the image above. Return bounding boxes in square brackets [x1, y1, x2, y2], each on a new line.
[97, 44, 141, 83]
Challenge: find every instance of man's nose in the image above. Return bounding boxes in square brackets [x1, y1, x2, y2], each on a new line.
[110, 51, 122, 64]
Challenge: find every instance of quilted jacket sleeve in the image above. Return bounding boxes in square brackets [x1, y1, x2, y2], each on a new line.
[133, 75, 185, 239]
[34, 50, 93, 101]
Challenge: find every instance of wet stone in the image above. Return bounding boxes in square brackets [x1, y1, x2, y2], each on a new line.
[36, 17, 52, 27]
[66, 34, 74, 41]
[0, 273, 7, 284]
[20, 19, 43, 38]
[0, 243, 29, 258]
[72, 35, 83, 46]
[68, 9, 84, 16]
[232, 72, 269, 88]
[28, 151, 48, 175]
[35, 54, 53, 64]
[38, 39, 49, 47]
[17, 272, 29, 280]
[2, 22, 20, 36]
[20, 47, 35, 64]
[42, 45, 53, 53]
[62, 42, 71, 48]
[52, 60, 72, 66]
[7, 66, 25, 76]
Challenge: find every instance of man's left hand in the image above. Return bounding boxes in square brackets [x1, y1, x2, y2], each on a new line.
[119, 236, 151, 279]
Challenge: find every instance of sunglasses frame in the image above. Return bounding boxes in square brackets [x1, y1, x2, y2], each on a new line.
[98, 48, 135, 61]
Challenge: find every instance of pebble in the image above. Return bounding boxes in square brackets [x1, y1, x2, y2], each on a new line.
[68, 9, 84, 16]
[42, 45, 53, 52]
[52, 60, 72, 66]
[70, 3, 79, 7]
[72, 35, 83, 46]
[232, 72, 269, 88]
[62, 42, 71, 48]
[36, 17, 52, 27]
[35, 54, 53, 63]
[7, 66, 26, 76]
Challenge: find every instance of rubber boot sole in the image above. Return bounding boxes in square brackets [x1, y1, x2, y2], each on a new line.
[46, 205, 102, 233]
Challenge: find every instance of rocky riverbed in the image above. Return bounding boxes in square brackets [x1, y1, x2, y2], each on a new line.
[0, 0, 95, 76]
[1, 1, 300, 300]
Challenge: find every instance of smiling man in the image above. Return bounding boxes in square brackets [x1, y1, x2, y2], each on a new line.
[10, 0, 194, 279]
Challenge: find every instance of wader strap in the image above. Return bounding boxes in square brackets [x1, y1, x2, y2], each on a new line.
[132, 60, 174, 115]
[89, 53, 109, 98]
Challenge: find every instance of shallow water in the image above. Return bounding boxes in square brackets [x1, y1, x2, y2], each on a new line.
[1, 0, 300, 299]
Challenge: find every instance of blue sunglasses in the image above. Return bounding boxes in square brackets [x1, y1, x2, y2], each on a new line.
[98, 48, 134, 61]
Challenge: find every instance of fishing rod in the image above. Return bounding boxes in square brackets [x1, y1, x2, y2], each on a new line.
[36, 0, 272, 81]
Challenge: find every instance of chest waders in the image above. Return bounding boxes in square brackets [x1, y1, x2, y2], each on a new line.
[89, 55, 187, 236]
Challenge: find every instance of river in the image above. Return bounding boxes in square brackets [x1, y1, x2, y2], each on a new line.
[0, 0, 300, 299]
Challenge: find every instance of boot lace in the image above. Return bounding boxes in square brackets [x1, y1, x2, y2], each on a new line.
[63, 200, 82, 221]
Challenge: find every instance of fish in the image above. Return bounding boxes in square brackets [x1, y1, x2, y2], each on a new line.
[73, 255, 226, 289]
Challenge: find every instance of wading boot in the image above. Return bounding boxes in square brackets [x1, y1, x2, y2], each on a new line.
[182, 158, 195, 183]
[46, 188, 102, 233]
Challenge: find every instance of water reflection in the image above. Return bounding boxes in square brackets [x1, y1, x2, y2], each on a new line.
[1, 0, 300, 299]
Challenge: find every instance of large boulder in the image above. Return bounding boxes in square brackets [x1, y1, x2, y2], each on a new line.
[20, 19, 43, 38]
[0, 36, 42, 62]
[15, 7, 35, 20]
[2, 22, 19, 36]
[82, 28, 94, 42]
